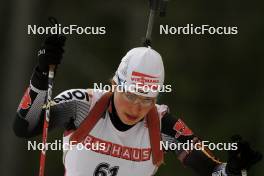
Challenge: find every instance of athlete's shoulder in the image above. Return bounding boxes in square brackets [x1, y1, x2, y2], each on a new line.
[155, 104, 169, 119]
[53, 88, 90, 104]
[85, 88, 110, 108]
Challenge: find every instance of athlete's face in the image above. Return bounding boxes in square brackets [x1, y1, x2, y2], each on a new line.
[114, 91, 156, 125]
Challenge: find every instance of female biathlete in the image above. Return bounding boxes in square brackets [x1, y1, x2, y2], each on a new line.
[14, 35, 261, 176]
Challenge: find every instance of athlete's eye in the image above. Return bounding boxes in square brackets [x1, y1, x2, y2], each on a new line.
[122, 92, 155, 107]
[142, 98, 154, 104]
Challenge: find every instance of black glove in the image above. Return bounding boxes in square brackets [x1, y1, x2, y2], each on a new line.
[38, 35, 66, 73]
[226, 135, 262, 175]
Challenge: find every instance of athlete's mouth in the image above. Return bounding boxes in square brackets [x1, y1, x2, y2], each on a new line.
[125, 113, 138, 121]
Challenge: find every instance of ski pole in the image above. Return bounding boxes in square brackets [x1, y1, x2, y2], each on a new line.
[143, 0, 169, 46]
[39, 65, 55, 176]
[39, 17, 59, 176]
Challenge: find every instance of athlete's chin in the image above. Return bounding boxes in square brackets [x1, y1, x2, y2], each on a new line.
[122, 118, 137, 125]
[125, 119, 138, 125]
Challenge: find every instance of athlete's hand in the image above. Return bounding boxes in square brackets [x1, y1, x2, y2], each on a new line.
[38, 35, 66, 73]
[226, 135, 262, 175]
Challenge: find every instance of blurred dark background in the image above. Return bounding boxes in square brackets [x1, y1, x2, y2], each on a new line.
[0, 0, 263, 175]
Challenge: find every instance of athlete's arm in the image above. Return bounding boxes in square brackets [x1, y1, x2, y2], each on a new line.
[13, 66, 92, 138]
[13, 34, 86, 138]
[161, 112, 262, 175]
[161, 112, 237, 175]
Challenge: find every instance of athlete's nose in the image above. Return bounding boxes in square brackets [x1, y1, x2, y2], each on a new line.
[131, 103, 142, 117]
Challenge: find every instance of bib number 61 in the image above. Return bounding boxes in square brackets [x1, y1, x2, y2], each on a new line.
[93, 162, 119, 176]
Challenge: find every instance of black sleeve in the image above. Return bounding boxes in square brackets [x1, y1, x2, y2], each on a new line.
[161, 112, 223, 176]
[13, 111, 44, 138]
[13, 109, 76, 138]
[13, 67, 48, 138]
